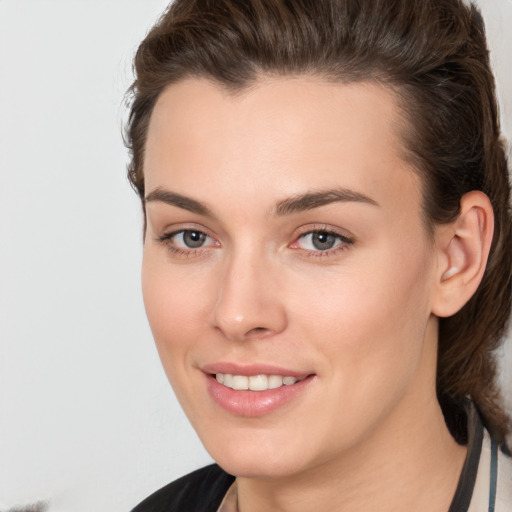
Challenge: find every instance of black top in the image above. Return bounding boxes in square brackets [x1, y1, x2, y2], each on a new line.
[131, 404, 486, 512]
[131, 464, 235, 512]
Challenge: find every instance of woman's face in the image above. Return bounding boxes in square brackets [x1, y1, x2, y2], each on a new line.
[142, 77, 441, 478]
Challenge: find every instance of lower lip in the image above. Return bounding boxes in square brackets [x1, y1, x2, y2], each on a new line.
[205, 374, 314, 417]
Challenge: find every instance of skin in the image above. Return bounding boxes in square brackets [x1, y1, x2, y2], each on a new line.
[141, 77, 481, 511]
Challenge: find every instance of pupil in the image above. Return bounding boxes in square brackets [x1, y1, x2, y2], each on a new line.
[312, 232, 336, 250]
[183, 231, 206, 248]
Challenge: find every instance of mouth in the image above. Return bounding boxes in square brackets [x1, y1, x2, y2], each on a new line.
[214, 373, 308, 391]
[203, 367, 316, 416]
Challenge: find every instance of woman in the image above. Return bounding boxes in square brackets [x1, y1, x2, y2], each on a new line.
[127, 0, 512, 510]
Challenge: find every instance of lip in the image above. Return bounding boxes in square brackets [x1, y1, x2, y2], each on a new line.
[202, 363, 315, 417]
[201, 362, 311, 378]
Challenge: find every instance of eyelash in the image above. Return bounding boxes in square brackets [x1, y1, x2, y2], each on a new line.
[157, 228, 219, 258]
[156, 226, 354, 258]
[290, 226, 355, 258]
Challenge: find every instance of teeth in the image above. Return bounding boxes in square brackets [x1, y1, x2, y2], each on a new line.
[232, 375, 249, 390]
[249, 374, 268, 391]
[215, 373, 301, 391]
[268, 375, 284, 389]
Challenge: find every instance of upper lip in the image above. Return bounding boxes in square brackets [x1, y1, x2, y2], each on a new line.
[201, 362, 313, 378]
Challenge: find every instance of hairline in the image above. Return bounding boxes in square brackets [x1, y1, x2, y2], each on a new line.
[141, 70, 438, 237]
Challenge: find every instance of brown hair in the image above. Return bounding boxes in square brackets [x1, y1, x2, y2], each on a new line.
[125, 0, 512, 444]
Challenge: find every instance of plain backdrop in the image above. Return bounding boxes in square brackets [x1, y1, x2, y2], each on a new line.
[0, 1, 511, 511]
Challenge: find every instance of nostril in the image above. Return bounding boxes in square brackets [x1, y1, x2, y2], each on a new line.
[247, 326, 268, 336]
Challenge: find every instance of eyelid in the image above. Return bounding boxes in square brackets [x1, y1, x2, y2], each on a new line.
[289, 224, 355, 254]
[292, 224, 355, 242]
[156, 222, 216, 240]
[156, 224, 220, 256]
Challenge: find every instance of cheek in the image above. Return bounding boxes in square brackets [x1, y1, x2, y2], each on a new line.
[292, 236, 434, 383]
[141, 252, 214, 362]
[287, 243, 435, 445]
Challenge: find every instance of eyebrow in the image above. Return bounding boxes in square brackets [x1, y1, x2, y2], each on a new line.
[144, 186, 379, 218]
[145, 188, 213, 217]
[274, 187, 379, 216]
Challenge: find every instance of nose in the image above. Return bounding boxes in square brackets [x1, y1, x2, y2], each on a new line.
[211, 249, 287, 341]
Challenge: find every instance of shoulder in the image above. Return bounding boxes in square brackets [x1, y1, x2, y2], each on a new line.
[131, 464, 235, 512]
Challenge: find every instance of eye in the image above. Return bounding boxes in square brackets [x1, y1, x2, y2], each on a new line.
[174, 230, 209, 249]
[157, 228, 218, 255]
[290, 228, 354, 254]
[299, 231, 340, 251]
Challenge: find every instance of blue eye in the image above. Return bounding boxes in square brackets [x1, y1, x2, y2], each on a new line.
[158, 229, 217, 253]
[175, 230, 208, 248]
[302, 231, 339, 250]
[295, 230, 353, 252]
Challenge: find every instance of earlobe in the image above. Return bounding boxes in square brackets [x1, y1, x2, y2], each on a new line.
[432, 191, 494, 318]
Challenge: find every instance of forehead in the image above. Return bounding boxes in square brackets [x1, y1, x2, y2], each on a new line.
[144, 76, 421, 218]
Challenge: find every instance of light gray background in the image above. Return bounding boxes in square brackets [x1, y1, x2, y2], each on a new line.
[0, 1, 511, 511]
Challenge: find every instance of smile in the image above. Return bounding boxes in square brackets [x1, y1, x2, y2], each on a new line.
[207, 371, 315, 416]
[215, 373, 306, 391]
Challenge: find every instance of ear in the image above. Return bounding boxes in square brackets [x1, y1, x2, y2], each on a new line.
[431, 191, 494, 318]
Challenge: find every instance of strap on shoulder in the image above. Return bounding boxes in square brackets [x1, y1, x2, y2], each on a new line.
[488, 437, 498, 512]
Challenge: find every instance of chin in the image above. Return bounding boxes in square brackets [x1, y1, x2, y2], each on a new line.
[215, 452, 309, 480]
[197, 426, 318, 479]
